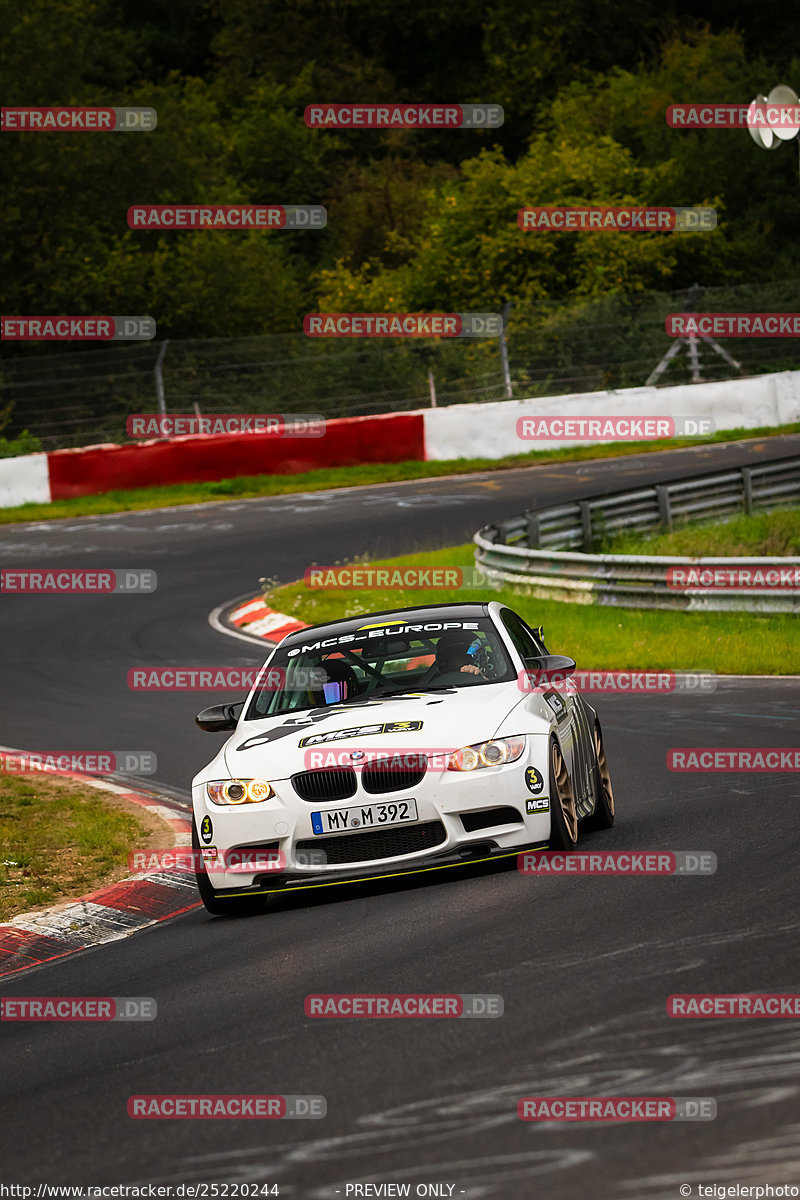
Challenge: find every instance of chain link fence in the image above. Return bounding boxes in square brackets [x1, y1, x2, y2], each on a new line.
[2, 280, 800, 451]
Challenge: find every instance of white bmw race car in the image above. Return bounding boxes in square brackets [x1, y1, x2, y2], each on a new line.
[191, 602, 615, 914]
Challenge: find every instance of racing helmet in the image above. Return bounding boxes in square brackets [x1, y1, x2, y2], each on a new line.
[311, 657, 358, 705]
[434, 630, 482, 674]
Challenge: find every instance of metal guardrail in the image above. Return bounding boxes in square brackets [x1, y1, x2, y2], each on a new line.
[474, 457, 800, 612]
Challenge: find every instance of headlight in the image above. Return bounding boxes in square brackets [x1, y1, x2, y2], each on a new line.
[447, 736, 526, 771]
[206, 778, 274, 805]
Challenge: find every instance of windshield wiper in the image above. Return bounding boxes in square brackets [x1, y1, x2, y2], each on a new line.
[366, 685, 455, 700]
[360, 688, 410, 700]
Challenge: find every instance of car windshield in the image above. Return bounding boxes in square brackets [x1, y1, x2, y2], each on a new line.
[245, 618, 514, 719]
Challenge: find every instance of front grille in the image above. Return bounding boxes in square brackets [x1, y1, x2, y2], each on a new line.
[460, 806, 523, 832]
[295, 820, 446, 865]
[362, 755, 427, 794]
[291, 768, 357, 802]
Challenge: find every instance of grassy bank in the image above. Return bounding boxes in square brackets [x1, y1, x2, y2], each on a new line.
[602, 507, 800, 556]
[264, 543, 798, 675]
[2, 420, 798, 525]
[0, 773, 171, 921]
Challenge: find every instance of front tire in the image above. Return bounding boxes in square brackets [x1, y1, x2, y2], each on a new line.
[548, 738, 579, 850]
[586, 720, 615, 830]
[192, 819, 268, 916]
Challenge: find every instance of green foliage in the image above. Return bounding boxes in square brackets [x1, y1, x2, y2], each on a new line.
[0, 431, 42, 458]
[1, 6, 800, 342]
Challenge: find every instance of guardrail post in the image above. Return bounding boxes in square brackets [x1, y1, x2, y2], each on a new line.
[580, 502, 593, 552]
[526, 511, 541, 548]
[656, 486, 672, 531]
[742, 467, 754, 515]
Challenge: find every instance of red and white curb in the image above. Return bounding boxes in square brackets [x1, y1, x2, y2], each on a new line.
[227, 598, 308, 643]
[0, 758, 198, 978]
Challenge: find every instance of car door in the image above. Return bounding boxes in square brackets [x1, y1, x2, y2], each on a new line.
[501, 609, 594, 812]
[524, 615, 596, 813]
[497, 608, 578, 784]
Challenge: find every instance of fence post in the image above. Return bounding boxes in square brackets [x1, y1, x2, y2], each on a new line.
[499, 301, 513, 399]
[428, 369, 437, 408]
[154, 340, 169, 417]
[742, 466, 754, 515]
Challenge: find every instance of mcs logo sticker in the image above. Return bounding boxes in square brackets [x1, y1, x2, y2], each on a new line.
[526, 796, 549, 814]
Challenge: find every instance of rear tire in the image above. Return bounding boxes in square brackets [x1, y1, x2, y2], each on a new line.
[548, 738, 579, 850]
[586, 720, 615, 830]
[192, 819, 269, 916]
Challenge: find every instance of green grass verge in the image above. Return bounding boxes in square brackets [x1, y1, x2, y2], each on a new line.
[2, 420, 799, 525]
[264, 543, 799, 675]
[0, 773, 160, 921]
[602, 507, 800, 556]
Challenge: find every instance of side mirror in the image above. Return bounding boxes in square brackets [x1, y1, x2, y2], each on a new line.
[523, 654, 576, 687]
[195, 701, 244, 732]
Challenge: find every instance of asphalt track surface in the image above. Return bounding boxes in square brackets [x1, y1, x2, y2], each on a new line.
[1, 435, 799, 1198]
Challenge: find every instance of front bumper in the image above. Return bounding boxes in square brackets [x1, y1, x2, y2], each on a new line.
[191, 749, 552, 894]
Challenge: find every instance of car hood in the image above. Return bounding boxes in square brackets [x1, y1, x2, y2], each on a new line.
[223, 685, 534, 780]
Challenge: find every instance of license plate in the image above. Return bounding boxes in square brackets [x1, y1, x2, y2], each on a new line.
[311, 799, 418, 835]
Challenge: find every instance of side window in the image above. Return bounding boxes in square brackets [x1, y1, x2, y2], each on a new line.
[499, 609, 543, 662]
[519, 616, 548, 656]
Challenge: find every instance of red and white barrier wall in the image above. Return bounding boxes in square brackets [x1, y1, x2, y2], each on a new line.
[2, 370, 799, 507]
[424, 369, 800, 460]
[0, 452, 52, 507]
[0, 411, 425, 506]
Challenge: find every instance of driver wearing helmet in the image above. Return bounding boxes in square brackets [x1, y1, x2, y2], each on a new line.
[428, 630, 487, 685]
[309, 657, 359, 706]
